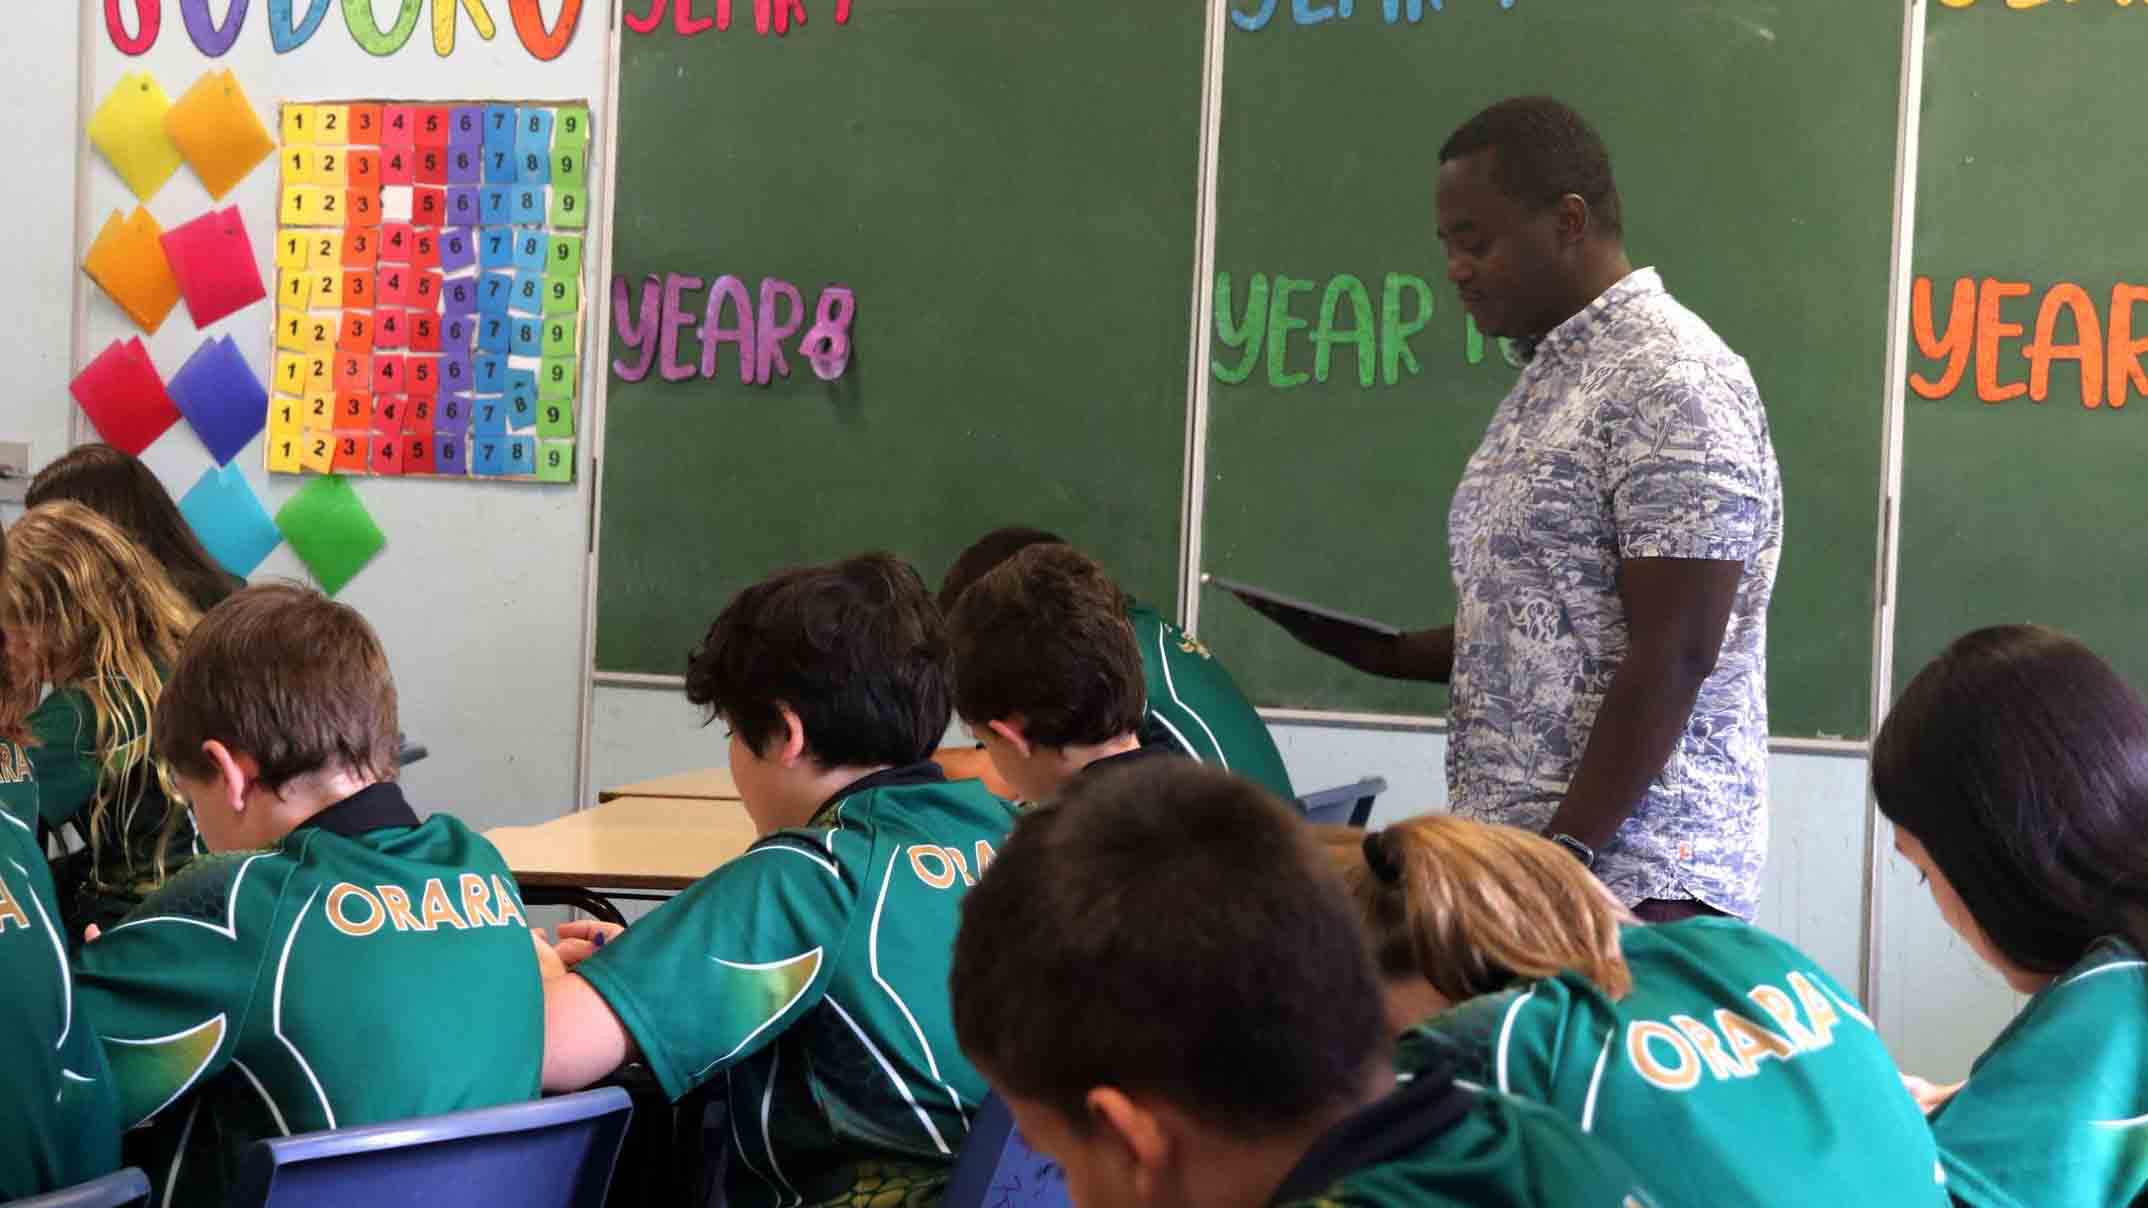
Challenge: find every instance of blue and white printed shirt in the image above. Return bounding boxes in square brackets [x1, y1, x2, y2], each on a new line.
[1446, 268, 1781, 919]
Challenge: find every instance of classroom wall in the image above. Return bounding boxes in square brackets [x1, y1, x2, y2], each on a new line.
[589, 681, 2005, 1080]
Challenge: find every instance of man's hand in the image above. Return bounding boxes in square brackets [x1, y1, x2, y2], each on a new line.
[1241, 599, 1456, 684]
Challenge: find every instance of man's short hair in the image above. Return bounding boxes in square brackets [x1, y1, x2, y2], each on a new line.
[1439, 96, 1623, 239]
[937, 526, 1066, 615]
[685, 552, 950, 767]
[945, 544, 1145, 748]
[156, 583, 399, 791]
[950, 760, 1388, 1135]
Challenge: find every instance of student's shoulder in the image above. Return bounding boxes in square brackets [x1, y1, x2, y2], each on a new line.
[830, 774, 1020, 838]
[1402, 979, 1599, 1091]
[119, 848, 284, 926]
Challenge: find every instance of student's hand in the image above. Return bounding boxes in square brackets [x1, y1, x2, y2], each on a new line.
[554, 919, 626, 968]
[82, 924, 102, 944]
[531, 929, 568, 981]
[1901, 1073, 1964, 1114]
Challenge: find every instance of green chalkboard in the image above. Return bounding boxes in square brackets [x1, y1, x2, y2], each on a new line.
[1196, 0, 1900, 738]
[1894, 4, 2148, 697]
[596, 4, 1207, 675]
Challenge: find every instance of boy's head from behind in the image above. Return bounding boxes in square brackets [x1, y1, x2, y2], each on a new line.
[156, 583, 399, 850]
[950, 761, 1389, 1207]
[686, 553, 950, 830]
[945, 543, 1145, 801]
[937, 525, 1066, 614]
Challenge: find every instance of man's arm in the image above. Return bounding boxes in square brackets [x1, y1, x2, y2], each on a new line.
[1540, 558, 1743, 851]
[1244, 597, 1457, 684]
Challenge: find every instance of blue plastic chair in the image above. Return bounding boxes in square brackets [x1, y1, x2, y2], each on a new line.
[1295, 776, 1387, 827]
[3, 1168, 150, 1208]
[227, 1088, 632, 1208]
[941, 1093, 1071, 1208]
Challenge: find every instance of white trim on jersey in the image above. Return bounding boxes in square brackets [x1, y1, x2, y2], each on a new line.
[869, 849, 969, 1128]
[11, 856, 73, 1048]
[728, 1078, 782, 1201]
[691, 949, 826, 1078]
[743, 842, 840, 880]
[105, 851, 274, 940]
[1152, 625, 1230, 770]
[826, 994, 952, 1155]
[1495, 987, 1538, 1095]
[232, 1059, 292, 1137]
[106, 1015, 227, 1126]
[163, 1100, 202, 1208]
[1580, 1032, 1615, 1133]
[274, 888, 337, 1129]
[761, 1046, 801, 1206]
[2061, 960, 2148, 991]
[1146, 708, 1201, 763]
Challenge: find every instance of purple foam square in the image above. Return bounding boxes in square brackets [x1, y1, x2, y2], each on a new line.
[439, 227, 476, 273]
[435, 392, 474, 436]
[167, 335, 268, 465]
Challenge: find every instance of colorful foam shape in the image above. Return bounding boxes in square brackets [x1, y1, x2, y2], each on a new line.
[69, 338, 181, 455]
[82, 207, 182, 333]
[89, 72, 183, 200]
[274, 475, 385, 596]
[166, 334, 268, 465]
[160, 206, 267, 328]
[164, 71, 275, 199]
[177, 463, 280, 576]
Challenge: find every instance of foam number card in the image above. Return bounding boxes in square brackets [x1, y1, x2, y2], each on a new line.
[536, 439, 574, 483]
[536, 394, 575, 439]
[375, 308, 409, 348]
[436, 392, 472, 435]
[339, 310, 375, 350]
[479, 228, 515, 270]
[165, 72, 274, 199]
[472, 396, 507, 436]
[298, 431, 335, 473]
[274, 474, 385, 594]
[335, 389, 370, 428]
[331, 431, 370, 472]
[405, 433, 438, 474]
[513, 231, 547, 270]
[448, 186, 481, 226]
[451, 105, 484, 148]
[347, 103, 382, 145]
[549, 235, 584, 278]
[433, 431, 467, 475]
[89, 73, 183, 200]
[542, 315, 578, 359]
[516, 107, 554, 159]
[369, 435, 406, 476]
[267, 433, 304, 473]
[540, 357, 577, 402]
[511, 270, 544, 316]
[341, 227, 379, 268]
[440, 228, 475, 272]
[348, 148, 380, 189]
[314, 105, 349, 145]
[544, 273, 580, 316]
[371, 394, 405, 433]
[281, 103, 318, 146]
[554, 105, 590, 149]
[513, 187, 546, 225]
[550, 188, 587, 230]
[383, 104, 417, 148]
[471, 436, 508, 476]
[552, 145, 585, 189]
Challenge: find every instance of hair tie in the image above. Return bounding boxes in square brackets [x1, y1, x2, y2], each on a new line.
[1362, 830, 1404, 887]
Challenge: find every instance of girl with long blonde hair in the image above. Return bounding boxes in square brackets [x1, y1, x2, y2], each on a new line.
[1322, 815, 1944, 1208]
[4, 500, 199, 937]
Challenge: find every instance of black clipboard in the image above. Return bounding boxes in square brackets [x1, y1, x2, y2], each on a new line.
[1201, 574, 1402, 638]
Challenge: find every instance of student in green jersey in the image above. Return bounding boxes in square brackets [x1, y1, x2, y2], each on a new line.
[1325, 815, 1945, 1208]
[935, 527, 1295, 799]
[538, 553, 1021, 1208]
[944, 543, 1177, 803]
[3, 501, 199, 938]
[0, 527, 121, 1199]
[950, 759, 1657, 1208]
[73, 585, 543, 1208]
[1877, 625, 2148, 1208]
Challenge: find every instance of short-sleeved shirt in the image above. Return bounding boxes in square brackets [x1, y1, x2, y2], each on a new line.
[575, 763, 1021, 1208]
[1400, 917, 1941, 1207]
[0, 753, 121, 1200]
[1268, 1059, 1658, 1207]
[74, 784, 543, 1208]
[27, 681, 197, 913]
[1445, 268, 1782, 919]
[1128, 602, 1296, 800]
[1930, 937, 2148, 1207]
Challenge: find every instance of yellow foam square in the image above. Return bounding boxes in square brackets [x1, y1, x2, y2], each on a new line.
[165, 70, 276, 199]
[303, 391, 336, 432]
[313, 145, 348, 186]
[267, 432, 304, 474]
[269, 395, 305, 436]
[297, 430, 336, 474]
[88, 72, 183, 200]
[275, 230, 311, 270]
[273, 351, 311, 396]
[281, 103, 318, 146]
[278, 269, 318, 313]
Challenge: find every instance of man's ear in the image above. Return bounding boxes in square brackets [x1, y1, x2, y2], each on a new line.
[1086, 1087, 1172, 1199]
[200, 740, 261, 813]
[986, 717, 1035, 759]
[772, 704, 810, 768]
[1554, 193, 1591, 246]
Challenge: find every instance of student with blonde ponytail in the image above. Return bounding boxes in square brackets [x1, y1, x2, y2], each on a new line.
[1323, 816, 1944, 1208]
[1878, 625, 2148, 1208]
[3, 500, 199, 938]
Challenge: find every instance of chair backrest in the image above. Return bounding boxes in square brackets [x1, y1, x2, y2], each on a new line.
[1295, 776, 1387, 828]
[940, 1094, 1071, 1208]
[228, 1087, 632, 1208]
[4, 1168, 151, 1208]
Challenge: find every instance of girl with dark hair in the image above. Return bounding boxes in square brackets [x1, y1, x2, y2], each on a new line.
[25, 444, 243, 614]
[1876, 624, 2148, 1207]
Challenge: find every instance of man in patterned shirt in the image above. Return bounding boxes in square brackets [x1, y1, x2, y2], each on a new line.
[1266, 97, 1782, 921]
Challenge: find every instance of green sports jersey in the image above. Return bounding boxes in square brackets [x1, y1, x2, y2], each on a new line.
[1399, 918, 1944, 1208]
[1930, 937, 2148, 1207]
[1269, 1063, 1658, 1207]
[1128, 602, 1295, 800]
[576, 763, 1021, 1208]
[28, 681, 197, 931]
[0, 755, 121, 1200]
[74, 784, 543, 1208]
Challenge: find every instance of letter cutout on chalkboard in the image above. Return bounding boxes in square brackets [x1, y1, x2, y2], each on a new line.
[1312, 274, 1375, 387]
[2026, 284, 2102, 408]
[1380, 273, 1433, 385]
[658, 273, 705, 382]
[755, 278, 804, 383]
[268, 0, 336, 52]
[434, 0, 500, 54]
[699, 275, 755, 383]
[343, 0, 424, 55]
[611, 274, 662, 382]
[802, 286, 855, 382]
[2109, 284, 2148, 409]
[509, 0, 584, 59]
[1909, 276, 1973, 400]
[1212, 272, 1269, 385]
[181, 0, 251, 56]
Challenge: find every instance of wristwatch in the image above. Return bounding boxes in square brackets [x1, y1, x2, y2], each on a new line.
[1547, 832, 1597, 869]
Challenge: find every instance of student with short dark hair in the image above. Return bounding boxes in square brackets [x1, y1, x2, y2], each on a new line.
[945, 543, 1168, 802]
[538, 554, 1020, 1208]
[0, 525, 121, 1200]
[74, 585, 542, 1208]
[937, 527, 1295, 798]
[1877, 625, 2148, 1207]
[1322, 816, 1945, 1207]
[950, 760, 1658, 1207]
[27, 444, 244, 614]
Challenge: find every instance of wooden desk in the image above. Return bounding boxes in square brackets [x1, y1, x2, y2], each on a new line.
[597, 767, 741, 803]
[489, 796, 761, 920]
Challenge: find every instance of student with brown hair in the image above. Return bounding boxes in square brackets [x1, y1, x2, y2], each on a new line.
[74, 583, 542, 1208]
[950, 760, 1656, 1207]
[943, 542, 1171, 803]
[1324, 815, 1943, 1207]
[27, 444, 244, 614]
[3, 501, 199, 937]
[1877, 625, 2148, 1207]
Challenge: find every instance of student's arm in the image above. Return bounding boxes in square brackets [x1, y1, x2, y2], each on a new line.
[1244, 600, 1455, 683]
[553, 836, 849, 1100]
[1542, 559, 1742, 850]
